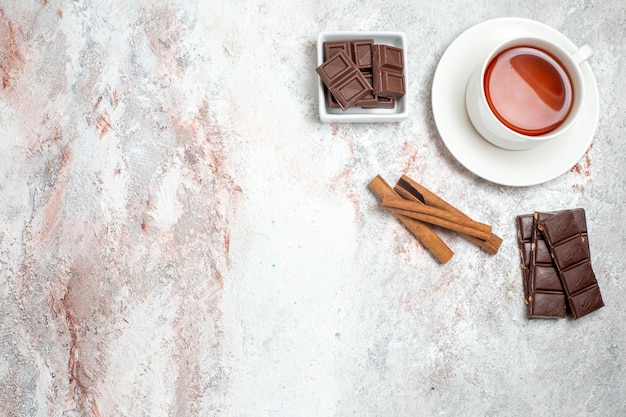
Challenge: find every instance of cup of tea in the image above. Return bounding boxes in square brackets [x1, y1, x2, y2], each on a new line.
[466, 36, 592, 150]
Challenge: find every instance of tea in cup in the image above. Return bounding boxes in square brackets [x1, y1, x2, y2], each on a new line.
[466, 36, 592, 150]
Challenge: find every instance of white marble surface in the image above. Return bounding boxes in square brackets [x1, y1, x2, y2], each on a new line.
[1, 1, 625, 416]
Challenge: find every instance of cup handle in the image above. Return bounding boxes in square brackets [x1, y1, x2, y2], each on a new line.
[572, 44, 593, 65]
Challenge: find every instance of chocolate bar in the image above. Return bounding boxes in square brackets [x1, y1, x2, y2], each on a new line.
[517, 209, 593, 319]
[316, 50, 371, 110]
[527, 212, 567, 318]
[515, 214, 534, 305]
[372, 44, 406, 98]
[538, 210, 604, 319]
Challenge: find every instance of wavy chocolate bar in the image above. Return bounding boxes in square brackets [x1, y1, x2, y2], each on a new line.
[538, 210, 604, 319]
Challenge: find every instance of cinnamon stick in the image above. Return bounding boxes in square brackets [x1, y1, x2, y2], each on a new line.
[383, 207, 492, 241]
[368, 175, 454, 263]
[381, 196, 492, 234]
[395, 175, 502, 254]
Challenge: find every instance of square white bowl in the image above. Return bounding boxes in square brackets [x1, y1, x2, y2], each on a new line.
[317, 31, 409, 123]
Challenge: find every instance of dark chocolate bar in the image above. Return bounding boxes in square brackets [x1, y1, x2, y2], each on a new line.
[538, 210, 604, 319]
[527, 212, 567, 318]
[517, 209, 591, 319]
[372, 44, 406, 98]
[515, 214, 534, 305]
[316, 50, 372, 110]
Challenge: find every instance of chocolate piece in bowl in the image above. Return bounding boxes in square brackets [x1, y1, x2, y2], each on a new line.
[316, 50, 372, 110]
[372, 44, 406, 98]
[325, 86, 341, 109]
[350, 39, 374, 70]
[356, 72, 396, 108]
[354, 72, 379, 108]
[323, 40, 351, 60]
[325, 39, 374, 71]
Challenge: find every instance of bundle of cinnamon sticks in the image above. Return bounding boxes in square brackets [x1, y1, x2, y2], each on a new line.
[368, 174, 502, 263]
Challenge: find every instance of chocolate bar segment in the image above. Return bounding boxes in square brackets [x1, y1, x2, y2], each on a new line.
[316, 50, 354, 86]
[538, 210, 604, 319]
[355, 72, 379, 108]
[350, 40, 374, 70]
[356, 72, 395, 109]
[316, 50, 372, 110]
[515, 214, 534, 304]
[372, 45, 406, 98]
[360, 94, 395, 109]
[531, 292, 569, 318]
[325, 86, 340, 109]
[527, 212, 566, 318]
[331, 71, 371, 110]
[324, 40, 374, 69]
[376, 69, 406, 98]
[568, 285, 604, 319]
[324, 41, 350, 60]
[372, 44, 404, 71]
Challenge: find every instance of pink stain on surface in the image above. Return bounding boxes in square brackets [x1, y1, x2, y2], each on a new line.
[401, 141, 423, 173]
[570, 143, 593, 176]
[35, 145, 73, 250]
[57, 285, 102, 417]
[90, 93, 116, 139]
[96, 111, 112, 139]
[400, 295, 413, 312]
[223, 230, 231, 265]
[163, 95, 241, 412]
[0, 14, 25, 91]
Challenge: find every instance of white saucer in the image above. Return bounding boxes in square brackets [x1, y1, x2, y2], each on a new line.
[432, 17, 599, 186]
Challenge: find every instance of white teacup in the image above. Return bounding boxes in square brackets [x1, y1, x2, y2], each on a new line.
[466, 36, 592, 150]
